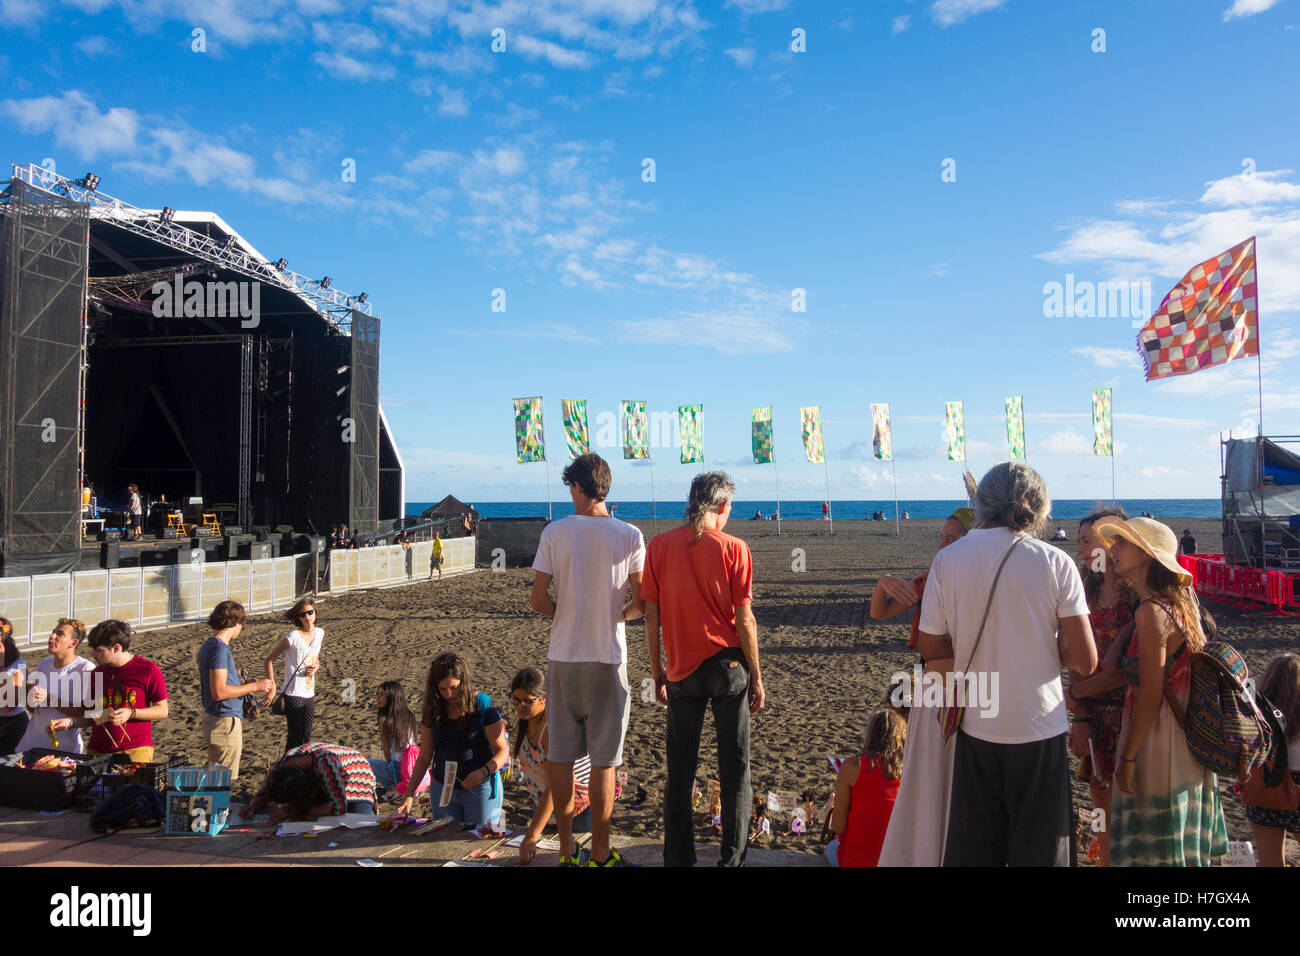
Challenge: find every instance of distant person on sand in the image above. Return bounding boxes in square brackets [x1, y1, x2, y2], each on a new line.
[429, 531, 444, 581]
[1053, 527, 1068, 541]
[918, 462, 1095, 866]
[873, 506, 974, 867]
[643, 471, 763, 868]
[752, 509, 762, 520]
[1179, 529, 1197, 556]
[1094, 516, 1228, 866]
[530, 453, 645, 867]
[827, 710, 905, 867]
[1063, 507, 1136, 867]
[823, 501, 830, 518]
[902, 510, 910, 520]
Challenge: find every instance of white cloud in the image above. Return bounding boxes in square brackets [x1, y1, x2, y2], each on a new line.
[724, 0, 787, 11]
[1198, 170, 1300, 206]
[75, 35, 115, 57]
[627, 311, 797, 354]
[724, 47, 756, 69]
[312, 51, 397, 82]
[1041, 429, 1095, 456]
[1, 90, 139, 160]
[1072, 346, 1138, 369]
[513, 34, 596, 69]
[930, 0, 1009, 27]
[1223, 0, 1284, 20]
[891, 15, 911, 35]
[436, 84, 470, 117]
[403, 149, 461, 174]
[312, 21, 384, 52]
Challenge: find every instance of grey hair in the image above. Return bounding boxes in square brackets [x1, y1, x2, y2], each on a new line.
[975, 461, 1051, 535]
[685, 471, 737, 539]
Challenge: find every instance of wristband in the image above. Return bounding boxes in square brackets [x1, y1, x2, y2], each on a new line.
[129, 707, 137, 720]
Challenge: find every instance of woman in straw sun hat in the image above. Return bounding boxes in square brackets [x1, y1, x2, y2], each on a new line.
[1093, 516, 1228, 866]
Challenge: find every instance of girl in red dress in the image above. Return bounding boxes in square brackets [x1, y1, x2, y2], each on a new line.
[826, 710, 905, 867]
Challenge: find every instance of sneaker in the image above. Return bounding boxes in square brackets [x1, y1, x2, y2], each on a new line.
[583, 847, 639, 867]
[559, 852, 583, 867]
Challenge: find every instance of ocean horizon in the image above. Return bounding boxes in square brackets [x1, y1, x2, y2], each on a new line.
[407, 498, 1223, 521]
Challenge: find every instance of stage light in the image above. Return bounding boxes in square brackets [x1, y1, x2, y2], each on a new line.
[222, 236, 237, 251]
[356, 292, 368, 304]
[274, 258, 288, 271]
[320, 276, 332, 289]
[336, 385, 349, 397]
[79, 173, 101, 191]
[159, 207, 176, 223]
[336, 365, 349, 375]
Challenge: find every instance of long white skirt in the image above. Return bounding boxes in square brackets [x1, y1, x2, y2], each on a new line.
[877, 702, 955, 867]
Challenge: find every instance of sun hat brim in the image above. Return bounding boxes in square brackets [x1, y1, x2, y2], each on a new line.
[1094, 518, 1192, 586]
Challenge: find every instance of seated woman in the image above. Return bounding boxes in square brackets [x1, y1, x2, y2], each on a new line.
[240, 742, 378, 821]
[397, 652, 508, 828]
[509, 666, 592, 864]
[370, 680, 429, 801]
[826, 710, 905, 867]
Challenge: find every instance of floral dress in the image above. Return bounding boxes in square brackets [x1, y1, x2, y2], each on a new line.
[1075, 601, 1134, 776]
[1109, 602, 1228, 866]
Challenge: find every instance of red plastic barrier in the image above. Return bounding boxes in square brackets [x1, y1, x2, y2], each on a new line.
[1265, 571, 1295, 617]
[1177, 554, 1198, 588]
[1244, 568, 1269, 610]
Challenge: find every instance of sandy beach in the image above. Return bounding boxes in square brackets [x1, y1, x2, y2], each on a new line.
[39, 515, 1298, 865]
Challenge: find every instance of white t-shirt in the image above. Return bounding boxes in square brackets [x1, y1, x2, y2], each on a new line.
[1, 658, 28, 718]
[532, 515, 645, 665]
[282, 627, 323, 699]
[918, 527, 1090, 745]
[16, 656, 96, 753]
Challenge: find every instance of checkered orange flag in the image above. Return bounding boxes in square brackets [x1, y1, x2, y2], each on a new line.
[1137, 237, 1257, 381]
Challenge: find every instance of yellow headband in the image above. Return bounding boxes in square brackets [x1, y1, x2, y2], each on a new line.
[948, 507, 976, 532]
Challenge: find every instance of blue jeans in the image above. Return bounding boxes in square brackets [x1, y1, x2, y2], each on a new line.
[432, 773, 503, 827]
[369, 757, 399, 791]
[824, 838, 840, 867]
[346, 800, 375, 815]
[572, 805, 592, 834]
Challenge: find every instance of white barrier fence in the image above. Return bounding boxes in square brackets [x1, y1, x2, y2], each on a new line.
[325, 538, 474, 592]
[0, 539, 477, 649]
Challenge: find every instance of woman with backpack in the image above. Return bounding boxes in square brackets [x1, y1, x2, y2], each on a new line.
[1243, 654, 1300, 866]
[397, 652, 507, 828]
[1095, 517, 1229, 866]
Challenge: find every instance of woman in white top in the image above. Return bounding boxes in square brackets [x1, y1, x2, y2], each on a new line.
[0, 619, 29, 755]
[18, 619, 96, 754]
[127, 484, 143, 541]
[265, 598, 323, 753]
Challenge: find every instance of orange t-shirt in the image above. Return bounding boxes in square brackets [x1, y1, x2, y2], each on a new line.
[641, 526, 753, 682]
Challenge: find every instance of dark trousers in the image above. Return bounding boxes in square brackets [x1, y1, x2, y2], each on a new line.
[0, 712, 30, 756]
[664, 648, 751, 867]
[283, 695, 315, 753]
[943, 728, 1074, 867]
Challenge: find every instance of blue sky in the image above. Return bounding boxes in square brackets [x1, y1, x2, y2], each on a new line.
[3, 0, 1298, 504]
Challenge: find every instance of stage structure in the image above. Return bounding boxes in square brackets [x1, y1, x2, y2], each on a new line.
[0, 163, 404, 575]
[1221, 435, 1300, 568]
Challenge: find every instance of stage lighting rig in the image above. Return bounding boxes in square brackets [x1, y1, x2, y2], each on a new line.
[77, 172, 101, 191]
[274, 258, 288, 271]
[320, 276, 332, 289]
[159, 207, 176, 223]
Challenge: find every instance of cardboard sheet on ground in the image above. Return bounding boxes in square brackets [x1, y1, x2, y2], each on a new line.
[276, 813, 380, 836]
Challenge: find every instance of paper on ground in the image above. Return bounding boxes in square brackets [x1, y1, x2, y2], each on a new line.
[505, 835, 560, 849]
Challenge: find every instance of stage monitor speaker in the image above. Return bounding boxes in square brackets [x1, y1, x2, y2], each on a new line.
[192, 525, 214, 537]
[155, 528, 177, 540]
[251, 525, 271, 542]
[98, 529, 121, 542]
[239, 541, 273, 561]
[99, 541, 120, 569]
[224, 525, 243, 536]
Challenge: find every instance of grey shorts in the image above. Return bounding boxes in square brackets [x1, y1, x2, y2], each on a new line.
[545, 660, 630, 767]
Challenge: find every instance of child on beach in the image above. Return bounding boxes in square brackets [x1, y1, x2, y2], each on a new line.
[370, 680, 429, 801]
[749, 800, 771, 844]
[826, 710, 905, 867]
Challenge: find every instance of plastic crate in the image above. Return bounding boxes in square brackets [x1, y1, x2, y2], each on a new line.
[0, 749, 111, 811]
[73, 754, 186, 812]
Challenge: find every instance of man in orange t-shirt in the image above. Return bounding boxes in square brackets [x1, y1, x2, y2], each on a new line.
[643, 471, 765, 868]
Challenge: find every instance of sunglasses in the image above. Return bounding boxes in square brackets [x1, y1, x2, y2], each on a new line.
[512, 695, 540, 706]
[298, 609, 317, 617]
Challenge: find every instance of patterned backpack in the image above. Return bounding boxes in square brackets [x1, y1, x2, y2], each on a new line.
[1165, 642, 1276, 784]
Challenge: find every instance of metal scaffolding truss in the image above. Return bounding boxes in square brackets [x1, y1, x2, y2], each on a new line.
[7, 163, 376, 333]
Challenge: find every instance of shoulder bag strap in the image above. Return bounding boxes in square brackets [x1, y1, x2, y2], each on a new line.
[958, 534, 1024, 675]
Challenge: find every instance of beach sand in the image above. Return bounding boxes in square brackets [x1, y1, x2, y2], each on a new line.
[97, 516, 1297, 864]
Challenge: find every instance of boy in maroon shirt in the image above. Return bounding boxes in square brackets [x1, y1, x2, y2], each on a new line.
[67, 620, 169, 762]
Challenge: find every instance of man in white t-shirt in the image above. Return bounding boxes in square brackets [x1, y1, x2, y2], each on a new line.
[17, 619, 97, 754]
[530, 453, 645, 867]
[918, 462, 1096, 866]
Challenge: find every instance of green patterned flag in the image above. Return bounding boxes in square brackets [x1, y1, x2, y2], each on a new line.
[752, 406, 774, 464]
[1006, 395, 1026, 460]
[513, 396, 545, 463]
[679, 404, 704, 464]
[1093, 388, 1113, 457]
[621, 400, 649, 459]
[800, 406, 825, 463]
[944, 401, 966, 462]
[560, 399, 589, 458]
[871, 403, 892, 461]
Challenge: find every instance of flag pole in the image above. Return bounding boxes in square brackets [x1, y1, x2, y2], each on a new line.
[892, 456, 900, 536]
[650, 459, 658, 537]
[546, 456, 553, 521]
[822, 458, 833, 535]
[774, 456, 782, 537]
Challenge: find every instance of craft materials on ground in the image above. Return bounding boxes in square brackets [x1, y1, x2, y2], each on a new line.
[442, 860, 492, 867]
[1225, 842, 1256, 867]
[412, 818, 455, 835]
[505, 834, 561, 850]
[355, 858, 382, 867]
[275, 813, 379, 836]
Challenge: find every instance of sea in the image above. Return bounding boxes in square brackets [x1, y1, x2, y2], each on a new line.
[407, 499, 1222, 521]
